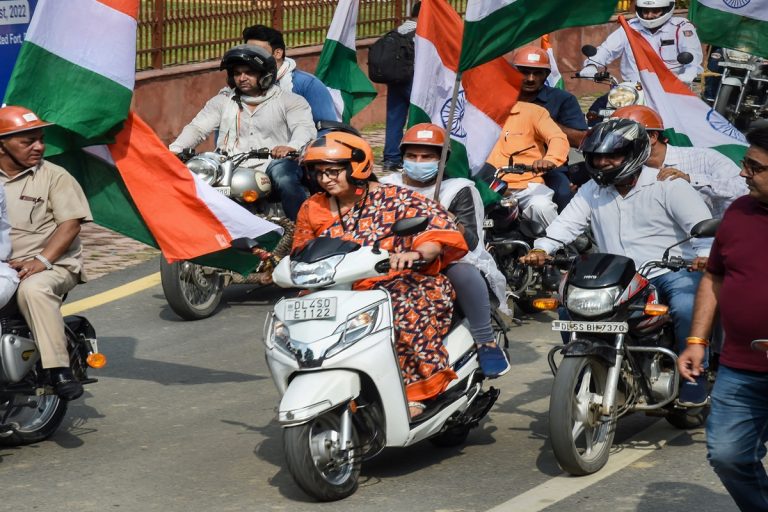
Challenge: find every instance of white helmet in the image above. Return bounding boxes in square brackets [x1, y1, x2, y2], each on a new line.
[635, 0, 674, 30]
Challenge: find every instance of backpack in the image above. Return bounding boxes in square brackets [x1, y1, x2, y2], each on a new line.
[367, 29, 415, 84]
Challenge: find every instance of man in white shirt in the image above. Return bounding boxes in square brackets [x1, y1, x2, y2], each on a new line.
[520, 119, 712, 359]
[170, 44, 316, 220]
[580, 0, 703, 85]
[611, 105, 746, 218]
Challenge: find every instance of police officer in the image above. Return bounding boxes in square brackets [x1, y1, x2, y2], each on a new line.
[580, 0, 703, 85]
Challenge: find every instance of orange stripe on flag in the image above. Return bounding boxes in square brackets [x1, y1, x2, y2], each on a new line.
[618, 15, 695, 98]
[416, 0, 462, 72]
[95, 0, 139, 19]
[108, 112, 232, 262]
[541, 34, 552, 51]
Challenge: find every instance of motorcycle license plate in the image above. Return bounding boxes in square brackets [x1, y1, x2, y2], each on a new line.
[483, 218, 494, 228]
[284, 297, 337, 321]
[214, 186, 231, 196]
[551, 320, 628, 333]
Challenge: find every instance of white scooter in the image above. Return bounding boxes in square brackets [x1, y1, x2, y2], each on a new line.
[264, 217, 504, 501]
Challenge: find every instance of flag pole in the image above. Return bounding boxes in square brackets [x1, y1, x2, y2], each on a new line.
[433, 71, 462, 201]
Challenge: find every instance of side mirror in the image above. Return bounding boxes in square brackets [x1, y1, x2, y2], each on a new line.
[519, 219, 547, 239]
[392, 216, 429, 237]
[690, 219, 720, 238]
[677, 52, 694, 65]
[581, 45, 598, 58]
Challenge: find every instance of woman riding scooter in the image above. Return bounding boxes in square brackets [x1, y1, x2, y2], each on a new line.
[293, 131, 468, 417]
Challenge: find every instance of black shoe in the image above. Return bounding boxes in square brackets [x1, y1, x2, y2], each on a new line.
[49, 367, 84, 401]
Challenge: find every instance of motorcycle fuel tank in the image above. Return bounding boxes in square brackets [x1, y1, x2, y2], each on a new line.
[568, 253, 636, 289]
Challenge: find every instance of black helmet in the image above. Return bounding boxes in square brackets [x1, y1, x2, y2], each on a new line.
[579, 118, 651, 187]
[220, 44, 277, 91]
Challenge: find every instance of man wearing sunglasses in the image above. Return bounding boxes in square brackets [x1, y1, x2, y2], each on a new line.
[0, 106, 92, 401]
[678, 125, 768, 511]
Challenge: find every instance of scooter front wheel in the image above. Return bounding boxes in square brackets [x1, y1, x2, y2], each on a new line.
[283, 409, 361, 501]
[548, 356, 616, 475]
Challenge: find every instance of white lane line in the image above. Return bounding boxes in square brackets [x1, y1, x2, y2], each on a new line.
[487, 420, 691, 512]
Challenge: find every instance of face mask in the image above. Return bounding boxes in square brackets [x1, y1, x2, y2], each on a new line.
[403, 159, 439, 182]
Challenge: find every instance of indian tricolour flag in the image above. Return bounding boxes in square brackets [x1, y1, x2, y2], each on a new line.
[409, 0, 521, 205]
[541, 34, 564, 90]
[691, 0, 768, 58]
[315, 0, 377, 123]
[619, 16, 748, 163]
[459, 0, 618, 71]
[4, 0, 281, 273]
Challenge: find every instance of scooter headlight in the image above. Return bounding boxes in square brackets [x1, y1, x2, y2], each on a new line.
[607, 85, 640, 108]
[325, 303, 382, 359]
[290, 255, 343, 287]
[566, 285, 622, 318]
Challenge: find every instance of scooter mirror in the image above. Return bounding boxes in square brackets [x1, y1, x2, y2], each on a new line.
[690, 218, 721, 238]
[677, 52, 694, 65]
[392, 216, 429, 237]
[581, 45, 598, 57]
[751, 339, 768, 352]
[519, 219, 547, 239]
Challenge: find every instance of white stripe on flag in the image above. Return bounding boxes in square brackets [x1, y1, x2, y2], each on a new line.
[325, 0, 357, 50]
[697, 0, 768, 23]
[26, 0, 136, 90]
[465, 0, 516, 22]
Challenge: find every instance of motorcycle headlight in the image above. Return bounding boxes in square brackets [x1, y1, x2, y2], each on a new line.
[326, 303, 382, 359]
[186, 154, 222, 185]
[607, 85, 640, 108]
[566, 285, 622, 318]
[724, 48, 753, 63]
[290, 254, 344, 287]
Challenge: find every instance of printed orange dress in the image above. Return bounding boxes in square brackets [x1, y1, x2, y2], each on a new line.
[292, 185, 468, 401]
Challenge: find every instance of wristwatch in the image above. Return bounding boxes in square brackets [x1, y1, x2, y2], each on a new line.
[34, 254, 54, 270]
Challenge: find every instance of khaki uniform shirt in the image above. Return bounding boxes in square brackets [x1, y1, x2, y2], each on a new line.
[0, 160, 93, 282]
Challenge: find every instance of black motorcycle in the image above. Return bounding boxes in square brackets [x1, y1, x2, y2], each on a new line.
[0, 300, 103, 445]
[542, 219, 719, 476]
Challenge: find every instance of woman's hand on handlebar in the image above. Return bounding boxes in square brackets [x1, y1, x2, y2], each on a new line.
[390, 251, 423, 271]
[272, 145, 298, 159]
[519, 249, 551, 267]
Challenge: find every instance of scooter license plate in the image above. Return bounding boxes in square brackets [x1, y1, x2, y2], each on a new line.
[284, 297, 337, 321]
[214, 186, 231, 196]
[551, 320, 628, 333]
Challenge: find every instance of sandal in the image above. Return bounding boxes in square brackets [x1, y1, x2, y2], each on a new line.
[408, 401, 426, 419]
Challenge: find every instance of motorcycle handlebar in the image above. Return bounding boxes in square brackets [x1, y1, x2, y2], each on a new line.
[374, 259, 428, 273]
[496, 164, 534, 175]
[246, 148, 301, 160]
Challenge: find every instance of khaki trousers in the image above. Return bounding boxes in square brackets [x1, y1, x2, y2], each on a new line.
[16, 266, 78, 369]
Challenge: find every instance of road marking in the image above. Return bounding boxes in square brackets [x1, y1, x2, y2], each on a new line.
[61, 272, 162, 315]
[487, 420, 690, 512]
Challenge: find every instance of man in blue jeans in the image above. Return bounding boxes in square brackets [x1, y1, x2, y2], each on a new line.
[520, 119, 713, 405]
[679, 125, 768, 512]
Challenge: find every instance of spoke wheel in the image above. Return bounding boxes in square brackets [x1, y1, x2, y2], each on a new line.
[549, 356, 616, 475]
[160, 259, 224, 320]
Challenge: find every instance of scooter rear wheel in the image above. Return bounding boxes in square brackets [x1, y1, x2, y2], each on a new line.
[283, 409, 361, 501]
[549, 356, 616, 475]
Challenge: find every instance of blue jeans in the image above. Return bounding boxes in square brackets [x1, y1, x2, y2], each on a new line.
[266, 158, 307, 221]
[707, 365, 768, 511]
[649, 270, 702, 355]
[543, 166, 573, 212]
[445, 263, 494, 344]
[383, 82, 412, 165]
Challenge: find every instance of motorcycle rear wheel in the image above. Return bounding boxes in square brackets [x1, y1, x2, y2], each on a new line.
[549, 356, 616, 476]
[160, 259, 224, 321]
[283, 410, 361, 501]
[0, 389, 67, 446]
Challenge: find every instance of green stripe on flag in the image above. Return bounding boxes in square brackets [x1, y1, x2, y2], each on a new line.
[664, 129, 748, 165]
[459, 0, 616, 71]
[408, 106, 500, 206]
[316, 39, 377, 122]
[4, 44, 132, 156]
[690, 1, 768, 58]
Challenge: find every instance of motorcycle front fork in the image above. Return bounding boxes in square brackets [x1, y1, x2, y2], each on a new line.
[601, 334, 625, 418]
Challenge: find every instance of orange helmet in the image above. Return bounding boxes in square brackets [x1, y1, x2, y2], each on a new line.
[611, 105, 664, 131]
[0, 106, 54, 138]
[511, 46, 551, 70]
[399, 123, 449, 156]
[300, 131, 373, 182]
